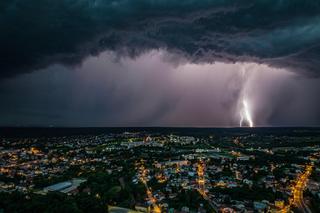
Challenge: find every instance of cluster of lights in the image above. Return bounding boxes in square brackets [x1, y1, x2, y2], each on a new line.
[197, 160, 206, 196]
[137, 160, 162, 213]
[279, 165, 313, 213]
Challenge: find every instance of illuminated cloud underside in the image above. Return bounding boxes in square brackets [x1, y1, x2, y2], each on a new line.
[1, 50, 319, 127]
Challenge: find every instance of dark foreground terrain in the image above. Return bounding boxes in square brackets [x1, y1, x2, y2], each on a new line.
[1, 127, 320, 212]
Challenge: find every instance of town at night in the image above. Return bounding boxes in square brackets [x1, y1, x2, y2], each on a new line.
[1, 128, 320, 212]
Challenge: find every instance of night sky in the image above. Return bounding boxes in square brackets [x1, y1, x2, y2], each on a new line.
[1, 0, 320, 127]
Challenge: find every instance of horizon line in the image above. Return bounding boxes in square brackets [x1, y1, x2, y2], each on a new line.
[1, 126, 320, 129]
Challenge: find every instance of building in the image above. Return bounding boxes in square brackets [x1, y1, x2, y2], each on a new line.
[44, 181, 72, 192]
[43, 178, 86, 194]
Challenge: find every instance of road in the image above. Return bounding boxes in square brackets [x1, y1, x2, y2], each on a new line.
[292, 165, 312, 213]
[278, 165, 313, 213]
[200, 192, 219, 213]
[138, 161, 161, 213]
[197, 160, 219, 213]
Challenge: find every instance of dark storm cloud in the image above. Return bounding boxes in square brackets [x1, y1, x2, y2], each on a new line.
[1, 0, 320, 78]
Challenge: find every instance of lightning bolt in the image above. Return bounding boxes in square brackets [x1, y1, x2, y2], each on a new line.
[240, 99, 253, 127]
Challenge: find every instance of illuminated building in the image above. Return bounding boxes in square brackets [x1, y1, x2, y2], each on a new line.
[275, 200, 284, 209]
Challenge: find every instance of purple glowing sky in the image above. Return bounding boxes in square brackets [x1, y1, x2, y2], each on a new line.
[1, 50, 319, 127]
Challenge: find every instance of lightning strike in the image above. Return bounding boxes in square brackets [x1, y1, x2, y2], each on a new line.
[240, 99, 254, 127]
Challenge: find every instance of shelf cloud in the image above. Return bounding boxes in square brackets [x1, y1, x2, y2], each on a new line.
[1, 0, 320, 78]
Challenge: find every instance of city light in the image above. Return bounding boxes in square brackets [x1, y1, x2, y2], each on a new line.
[197, 160, 206, 196]
[1, 130, 319, 213]
[279, 165, 313, 213]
